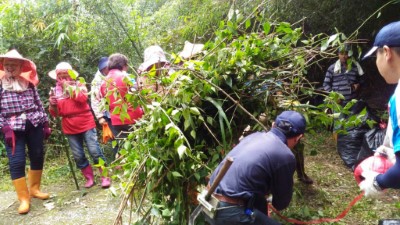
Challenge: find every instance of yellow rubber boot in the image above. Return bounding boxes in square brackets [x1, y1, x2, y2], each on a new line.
[12, 177, 30, 214]
[28, 170, 50, 200]
[333, 132, 338, 142]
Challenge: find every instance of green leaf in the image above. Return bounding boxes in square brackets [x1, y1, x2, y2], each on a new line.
[245, 19, 251, 29]
[177, 145, 187, 158]
[124, 141, 131, 150]
[97, 158, 105, 166]
[205, 97, 232, 148]
[189, 107, 200, 115]
[146, 123, 154, 132]
[206, 116, 214, 125]
[184, 118, 190, 130]
[211, 152, 219, 163]
[112, 106, 121, 115]
[263, 22, 271, 35]
[162, 208, 172, 217]
[190, 130, 196, 139]
[171, 171, 183, 177]
[327, 34, 338, 46]
[165, 122, 174, 131]
[151, 207, 161, 216]
[194, 173, 200, 182]
[219, 21, 225, 29]
[68, 69, 78, 80]
[119, 148, 128, 156]
[171, 109, 180, 116]
[320, 40, 329, 52]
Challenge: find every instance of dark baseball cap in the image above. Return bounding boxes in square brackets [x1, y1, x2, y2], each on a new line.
[363, 21, 400, 59]
[98, 57, 108, 71]
[275, 111, 306, 137]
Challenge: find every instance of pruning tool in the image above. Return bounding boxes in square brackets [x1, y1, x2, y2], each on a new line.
[188, 157, 234, 225]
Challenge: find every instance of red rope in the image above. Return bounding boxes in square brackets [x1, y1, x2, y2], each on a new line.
[269, 192, 365, 224]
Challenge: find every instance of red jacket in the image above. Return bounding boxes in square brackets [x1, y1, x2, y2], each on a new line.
[49, 85, 96, 134]
[100, 69, 143, 126]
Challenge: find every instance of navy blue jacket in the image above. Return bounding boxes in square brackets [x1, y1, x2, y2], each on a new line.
[209, 129, 295, 210]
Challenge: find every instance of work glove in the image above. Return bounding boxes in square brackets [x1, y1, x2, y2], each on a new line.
[102, 123, 114, 144]
[49, 96, 58, 106]
[374, 145, 396, 164]
[2, 126, 15, 149]
[43, 122, 51, 139]
[359, 170, 383, 198]
[98, 117, 107, 125]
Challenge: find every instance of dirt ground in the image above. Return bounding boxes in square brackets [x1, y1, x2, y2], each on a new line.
[0, 177, 124, 225]
[274, 131, 400, 225]
[1, 130, 400, 225]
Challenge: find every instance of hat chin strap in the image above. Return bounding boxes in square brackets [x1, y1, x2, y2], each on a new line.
[2, 76, 29, 92]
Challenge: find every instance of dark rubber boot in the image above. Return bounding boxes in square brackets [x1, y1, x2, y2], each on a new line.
[294, 141, 314, 185]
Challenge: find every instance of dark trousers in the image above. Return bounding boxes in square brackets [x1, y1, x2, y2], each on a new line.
[5, 121, 45, 180]
[106, 119, 131, 157]
[213, 201, 281, 225]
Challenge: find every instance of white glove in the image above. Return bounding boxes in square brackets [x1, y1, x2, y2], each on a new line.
[359, 170, 383, 198]
[374, 145, 396, 164]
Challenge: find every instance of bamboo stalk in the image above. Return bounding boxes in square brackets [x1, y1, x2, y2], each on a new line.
[113, 156, 148, 225]
[64, 147, 79, 190]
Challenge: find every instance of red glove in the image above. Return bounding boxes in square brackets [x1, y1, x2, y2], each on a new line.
[2, 126, 14, 147]
[43, 122, 51, 139]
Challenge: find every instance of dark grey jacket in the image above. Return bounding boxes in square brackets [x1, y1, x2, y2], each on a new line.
[323, 62, 363, 104]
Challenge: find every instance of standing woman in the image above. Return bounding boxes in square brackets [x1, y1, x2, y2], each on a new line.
[0, 49, 51, 214]
[100, 53, 143, 157]
[48, 62, 111, 189]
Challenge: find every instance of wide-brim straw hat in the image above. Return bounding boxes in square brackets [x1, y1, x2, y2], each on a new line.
[138, 45, 169, 72]
[178, 41, 205, 59]
[48, 62, 79, 80]
[0, 49, 38, 86]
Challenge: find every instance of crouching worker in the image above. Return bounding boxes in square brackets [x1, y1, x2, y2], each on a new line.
[0, 50, 51, 214]
[208, 111, 306, 225]
[48, 62, 111, 188]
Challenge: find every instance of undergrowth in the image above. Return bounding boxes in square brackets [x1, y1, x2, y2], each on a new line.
[274, 129, 400, 225]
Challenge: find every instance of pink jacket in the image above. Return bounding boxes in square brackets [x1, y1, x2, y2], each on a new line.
[100, 69, 143, 126]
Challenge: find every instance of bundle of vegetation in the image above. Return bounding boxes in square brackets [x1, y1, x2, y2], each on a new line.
[109, 9, 359, 225]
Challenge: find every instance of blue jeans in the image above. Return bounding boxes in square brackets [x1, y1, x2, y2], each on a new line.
[213, 202, 281, 225]
[5, 121, 45, 180]
[66, 128, 106, 169]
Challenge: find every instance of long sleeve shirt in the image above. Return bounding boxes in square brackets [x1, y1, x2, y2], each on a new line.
[0, 85, 48, 131]
[323, 61, 363, 104]
[49, 84, 95, 135]
[100, 69, 143, 126]
[90, 70, 107, 120]
[209, 129, 295, 211]
[377, 82, 400, 189]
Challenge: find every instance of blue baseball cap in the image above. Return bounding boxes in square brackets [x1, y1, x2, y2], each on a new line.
[363, 21, 400, 59]
[275, 111, 306, 137]
[338, 44, 351, 53]
[98, 57, 108, 71]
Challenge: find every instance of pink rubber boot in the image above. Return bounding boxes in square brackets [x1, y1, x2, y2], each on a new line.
[81, 165, 95, 188]
[99, 168, 111, 188]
